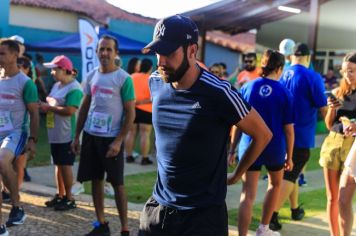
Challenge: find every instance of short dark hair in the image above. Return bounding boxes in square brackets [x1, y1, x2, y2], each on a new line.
[17, 56, 32, 78]
[98, 34, 119, 52]
[17, 56, 31, 69]
[260, 49, 285, 77]
[244, 52, 257, 60]
[219, 62, 227, 70]
[127, 57, 140, 74]
[23, 52, 32, 60]
[140, 58, 153, 73]
[0, 39, 20, 54]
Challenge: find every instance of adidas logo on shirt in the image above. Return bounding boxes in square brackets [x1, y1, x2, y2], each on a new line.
[192, 102, 202, 109]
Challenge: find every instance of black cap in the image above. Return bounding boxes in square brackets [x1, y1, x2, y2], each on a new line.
[293, 43, 310, 56]
[142, 15, 199, 56]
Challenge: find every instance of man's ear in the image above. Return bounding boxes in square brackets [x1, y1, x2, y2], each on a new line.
[188, 44, 198, 59]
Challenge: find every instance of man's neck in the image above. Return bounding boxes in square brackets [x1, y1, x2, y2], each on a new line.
[99, 64, 118, 74]
[172, 63, 200, 90]
[3, 64, 20, 77]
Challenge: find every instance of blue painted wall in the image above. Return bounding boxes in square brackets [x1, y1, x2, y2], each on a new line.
[204, 42, 240, 75]
[0, 0, 10, 37]
[108, 19, 155, 43]
[108, 19, 157, 71]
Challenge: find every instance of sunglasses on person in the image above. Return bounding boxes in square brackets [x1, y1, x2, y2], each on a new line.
[244, 60, 254, 64]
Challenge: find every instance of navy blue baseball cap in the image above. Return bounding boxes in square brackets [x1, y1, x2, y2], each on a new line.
[293, 43, 310, 56]
[142, 15, 199, 56]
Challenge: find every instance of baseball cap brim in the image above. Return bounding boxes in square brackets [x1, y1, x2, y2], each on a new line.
[142, 39, 180, 56]
[43, 62, 58, 69]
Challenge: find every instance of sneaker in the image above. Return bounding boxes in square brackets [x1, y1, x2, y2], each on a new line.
[126, 156, 135, 163]
[0, 224, 8, 236]
[298, 173, 308, 187]
[23, 168, 31, 182]
[291, 205, 305, 220]
[54, 197, 77, 211]
[141, 158, 153, 165]
[85, 221, 110, 236]
[104, 183, 115, 197]
[121, 231, 130, 236]
[269, 212, 282, 231]
[256, 225, 281, 236]
[6, 206, 26, 227]
[2, 191, 10, 204]
[45, 194, 62, 207]
[71, 182, 85, 196]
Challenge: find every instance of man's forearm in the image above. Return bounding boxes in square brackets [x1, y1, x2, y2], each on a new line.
[75, 108, 88, 139]
[29, 110, 39, 139]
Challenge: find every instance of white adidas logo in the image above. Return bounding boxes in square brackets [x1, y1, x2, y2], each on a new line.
[192, 102, 201, 109]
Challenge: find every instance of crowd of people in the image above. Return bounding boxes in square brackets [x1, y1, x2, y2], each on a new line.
[0, 13, 355, 236]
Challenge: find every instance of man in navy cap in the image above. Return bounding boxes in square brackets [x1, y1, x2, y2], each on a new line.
[138, 14, 272, 236]
[270, 43, 327, 231]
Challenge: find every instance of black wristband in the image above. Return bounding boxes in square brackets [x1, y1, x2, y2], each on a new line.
[28, 136, 38, 143]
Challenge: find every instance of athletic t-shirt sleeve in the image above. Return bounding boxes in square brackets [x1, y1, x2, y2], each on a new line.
[23, 79, 39, 104]
[65, 89, 83, 107]
[311, 72, 327, 108]
[219, 84, 251, 126]
[120, 76, 135, 102]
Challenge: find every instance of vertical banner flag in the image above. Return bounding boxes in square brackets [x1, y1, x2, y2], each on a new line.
[79, 19, 98, 82]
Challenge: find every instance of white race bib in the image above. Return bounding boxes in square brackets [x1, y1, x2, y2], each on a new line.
[89, 112, 112, 133]
[0, 111, 13, 132]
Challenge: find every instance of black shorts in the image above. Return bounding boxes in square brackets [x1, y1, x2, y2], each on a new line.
[50, 142, 76, 166]
[283, 148, 310, 183]
[77, 131, 124, 186]
[248, 163, 284, 172]
[134, 108, 152, 124]
[139, 196, 228, 236]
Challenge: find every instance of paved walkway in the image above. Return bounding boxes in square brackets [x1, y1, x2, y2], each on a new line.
[15, 134, 355, 235]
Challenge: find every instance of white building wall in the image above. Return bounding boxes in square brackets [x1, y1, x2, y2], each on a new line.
[9, 5, 78, 32]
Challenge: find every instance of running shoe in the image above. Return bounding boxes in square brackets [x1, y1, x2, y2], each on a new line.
[6, 206, 26, 227]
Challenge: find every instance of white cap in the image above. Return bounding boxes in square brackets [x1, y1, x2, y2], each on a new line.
[9, 35, 25, 44]
[279, 38, 295, 56]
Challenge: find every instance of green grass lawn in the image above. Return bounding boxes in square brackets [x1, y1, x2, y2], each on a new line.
[316, 120, 328, 134]
[78, 147, 324, 203]
[83, 171, 158, 203]
[28, 118, 52, 167]
[228, 188, 327, 230]
[228, 188, 356, 230]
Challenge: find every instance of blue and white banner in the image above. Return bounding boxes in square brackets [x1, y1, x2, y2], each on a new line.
[79, 19, 98, 82]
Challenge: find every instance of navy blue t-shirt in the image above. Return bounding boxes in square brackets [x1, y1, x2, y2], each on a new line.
[238, 78, 294, 166]
[280, 64, 327, 148]
[149, 68, 251, 210]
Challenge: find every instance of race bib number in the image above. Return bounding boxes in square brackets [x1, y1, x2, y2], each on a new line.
[46, 112, 55, 128]
[0, 111, 13, 132]
[89, 112, 112, 133]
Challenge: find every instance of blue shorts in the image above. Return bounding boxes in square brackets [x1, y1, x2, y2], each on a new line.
[0, 131, 27, 157]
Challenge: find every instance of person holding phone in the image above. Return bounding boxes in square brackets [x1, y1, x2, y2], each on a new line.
[319, 52, 356, 236]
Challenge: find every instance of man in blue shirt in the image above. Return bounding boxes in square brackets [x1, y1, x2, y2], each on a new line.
[270, 43, 327, 231]
[138, 15, 272, 236]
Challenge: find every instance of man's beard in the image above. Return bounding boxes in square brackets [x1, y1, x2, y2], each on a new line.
[244, 64, 256, 72]
[158, 52, 190, 83]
